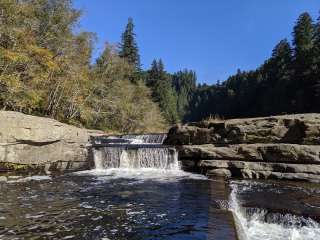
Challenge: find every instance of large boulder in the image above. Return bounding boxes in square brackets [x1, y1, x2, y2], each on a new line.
[165, 114, 320, 145]
[0, 111, 103, 173]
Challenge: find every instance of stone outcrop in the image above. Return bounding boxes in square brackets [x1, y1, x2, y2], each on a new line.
[165, 114, 320, 145]
[165, 114, 320, 182]
[0, 111, 103, 174]
[179, 144, 320, 164]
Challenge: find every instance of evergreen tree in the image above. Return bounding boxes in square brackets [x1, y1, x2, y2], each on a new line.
[292, 12, 315, 112]
[119, 17, 141, 70]
[0, 0, 167, 133]
[90, 46, 167, 133]
[312, 13, 320, 110]
[147, 59, 179, 124]
[146, 59, 159, 87]
[172, 70, 197, 119]
[260, 39, 293, 114]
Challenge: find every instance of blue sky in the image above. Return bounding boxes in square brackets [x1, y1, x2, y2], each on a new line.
[73, 0, 319, 84]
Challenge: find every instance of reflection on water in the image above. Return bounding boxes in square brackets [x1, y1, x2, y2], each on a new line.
[0, 169, 236, 240]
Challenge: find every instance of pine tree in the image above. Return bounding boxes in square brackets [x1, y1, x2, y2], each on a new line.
[119, 17, 141, 70]
[312, 13, 320, 111]
[147, 59, 179, 124]
[261, 39, 293, 114]
[172, 70, 197, 120]
[90, 46, 167, 133]
[292, 12, 315, 112]
[146, 59, 159, 87]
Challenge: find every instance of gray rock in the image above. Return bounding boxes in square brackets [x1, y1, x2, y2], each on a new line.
[179, 144, 320, 164]
[200, 163, 320, 182]
[165, 113, 320, 182]
[165, 114, 320, 145]
[0, 111, 103, 173]
[207, 169, 232, 178]
[0, 176, 7, 182]
[198, 160, 320, 175]
[179, 160, 196, 168]
[239, 170, 320, 182]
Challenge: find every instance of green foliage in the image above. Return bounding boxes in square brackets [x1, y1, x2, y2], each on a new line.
[292, 12, 315, 112]
[119, 17, 141, 71]
[313, 15, 320, 103]
[186, 11, 320, 122]
[0, 0, 167, 133]
[172, 70, 196, 119]
[85, 46, 167, 133]
[2, 1, 319, 130]
[146, 59, 179, 124]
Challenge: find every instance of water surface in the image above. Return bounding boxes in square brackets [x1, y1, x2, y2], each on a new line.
[0, 169, 236, 240]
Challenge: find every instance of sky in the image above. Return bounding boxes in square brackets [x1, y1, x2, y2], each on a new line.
[73, 0, 319, 84]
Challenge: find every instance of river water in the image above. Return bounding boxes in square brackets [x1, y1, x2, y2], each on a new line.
[1, 170, 320, 239]
[0, 169, 225, 240]
[1, 134, 320, 239]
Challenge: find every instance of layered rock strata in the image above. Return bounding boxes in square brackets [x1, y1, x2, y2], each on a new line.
[165, 114, 320, 182]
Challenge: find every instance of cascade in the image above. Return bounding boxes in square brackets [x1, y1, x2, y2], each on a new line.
[229, 181, 320, 240]
[92, 134, 179, 170]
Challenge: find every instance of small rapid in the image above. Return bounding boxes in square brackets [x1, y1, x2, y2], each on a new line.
[229, 181, 320, 240]
[92, 134, 179, 170]
[93, 147, 179, 170]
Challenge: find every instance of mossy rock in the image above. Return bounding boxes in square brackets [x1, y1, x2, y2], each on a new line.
[0, 162, 45, 174]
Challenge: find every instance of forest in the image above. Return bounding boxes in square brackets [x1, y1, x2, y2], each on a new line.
[1, 0, 320, 133]
[186, 11, 320, 121]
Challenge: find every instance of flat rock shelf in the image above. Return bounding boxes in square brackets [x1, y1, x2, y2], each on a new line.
[165, 114, 320, 183]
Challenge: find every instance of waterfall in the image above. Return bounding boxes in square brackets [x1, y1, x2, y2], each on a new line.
[229, 181, 320, 240]
[120, 134, 167, 144]
[92, 134, 167, 145]
[92, 134, 179, 170]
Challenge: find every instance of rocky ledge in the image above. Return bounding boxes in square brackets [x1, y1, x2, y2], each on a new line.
[0, 111, 103, 174]
[165, 114, 320, 182]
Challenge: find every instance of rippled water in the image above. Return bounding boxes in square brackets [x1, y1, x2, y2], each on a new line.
[230, 180, 320, 240]
[1, 169, 319, 240]
[0, 169, 236, 240]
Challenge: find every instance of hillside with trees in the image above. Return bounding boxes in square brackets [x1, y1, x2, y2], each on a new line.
[0, 0, 170, 133]
[185, 11, 320, 121]
[1, 0, 320, 132]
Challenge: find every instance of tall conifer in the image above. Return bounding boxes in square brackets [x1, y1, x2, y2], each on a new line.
[119, 17, 141, 70]
[292, 12, 315, 111]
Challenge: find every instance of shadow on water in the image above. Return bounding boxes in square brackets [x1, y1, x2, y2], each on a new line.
[0, 170, 237, 240]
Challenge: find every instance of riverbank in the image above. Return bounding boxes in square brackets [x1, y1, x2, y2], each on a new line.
[0, 111, 103, 175]
[165, 114, 320, 182]
[2, 110, 320, 183]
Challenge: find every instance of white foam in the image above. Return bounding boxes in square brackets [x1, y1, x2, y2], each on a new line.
[7, 175, 51, 183]
[73, 168, 207, 182]
[229, 183, 320, 240]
